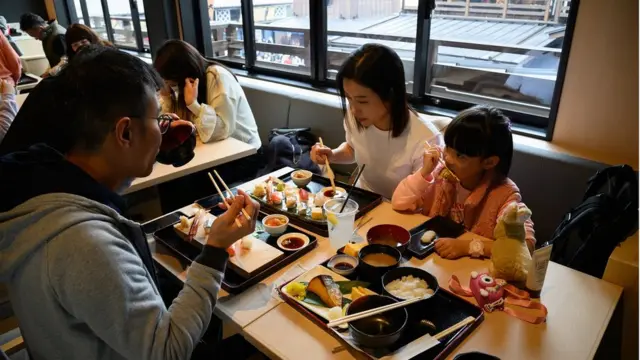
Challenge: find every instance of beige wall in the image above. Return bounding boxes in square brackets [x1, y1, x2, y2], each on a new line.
[552, 0, 639, 168]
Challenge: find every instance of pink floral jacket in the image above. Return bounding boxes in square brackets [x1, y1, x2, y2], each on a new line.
[392, 164, 536, 249]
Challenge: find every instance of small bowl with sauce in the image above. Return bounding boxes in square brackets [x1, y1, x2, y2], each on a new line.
[320, 186, 346, 199]
[327, 254, 359, 276]
[291, 170, 313, 188]
[366, 224, 411, 254]
[276, 232, 310, 252]
[262, 214, 289, 236]
[358, 244, 401, 284]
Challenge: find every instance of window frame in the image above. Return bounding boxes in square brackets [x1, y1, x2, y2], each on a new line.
[65, 0, 150, 53]
[177, 0, 582, 139]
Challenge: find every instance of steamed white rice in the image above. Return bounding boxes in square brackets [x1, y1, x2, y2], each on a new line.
[386, 275, 435, 300]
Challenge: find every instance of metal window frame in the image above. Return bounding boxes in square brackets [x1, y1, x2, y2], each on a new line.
[66, 0, 149, 53]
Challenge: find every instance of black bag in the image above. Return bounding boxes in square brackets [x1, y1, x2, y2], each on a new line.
[545, 165, 638, 278]
[258, 128, 321, 176]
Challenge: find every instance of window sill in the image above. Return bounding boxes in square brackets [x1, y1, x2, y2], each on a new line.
[122, 49, 153, 65]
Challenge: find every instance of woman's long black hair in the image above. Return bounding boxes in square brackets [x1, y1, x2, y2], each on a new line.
[154, 40, 236, 118]
[444, 105, 514, 178]
[336, 43, 410, 138]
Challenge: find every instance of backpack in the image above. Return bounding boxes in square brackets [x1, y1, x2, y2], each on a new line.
[257, 128, 321, 176]
[545, 165, 638, 278]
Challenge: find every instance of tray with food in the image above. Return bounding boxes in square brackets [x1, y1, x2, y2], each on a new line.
[234, 169, 383, 236]
[152, 203, 318, 294]
[277, 243, 483, 360]
[407, 216, 466, 260]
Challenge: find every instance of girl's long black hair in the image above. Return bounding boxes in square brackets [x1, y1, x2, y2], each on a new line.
[444, 105, 514, 178]
[336, 43, 411, 138]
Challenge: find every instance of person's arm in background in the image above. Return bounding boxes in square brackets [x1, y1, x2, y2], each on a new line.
[0, 33, 21, 83]
[41, 34, 67, 78]
[0, 80, 17, 144]
[49, 192, 260, 360]
[185, 68, 236, 143]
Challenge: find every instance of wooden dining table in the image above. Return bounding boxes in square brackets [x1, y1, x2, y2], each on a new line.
[150, 167, 623, 360]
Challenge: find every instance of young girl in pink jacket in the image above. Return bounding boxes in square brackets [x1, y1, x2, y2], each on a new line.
[392, 105, 535, 259]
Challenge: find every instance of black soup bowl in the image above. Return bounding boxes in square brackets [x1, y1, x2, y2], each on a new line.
[346, 295, 408, 349]
[358, 244, 402, 286]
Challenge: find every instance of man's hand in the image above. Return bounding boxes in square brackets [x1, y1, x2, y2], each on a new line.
[206, 189, 259, 249]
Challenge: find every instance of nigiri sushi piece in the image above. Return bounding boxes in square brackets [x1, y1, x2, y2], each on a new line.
[286, 196, 297, 208]
[284, 188, 297, 197]
[253, 182, 267, 197]
[241, 237, 253, 250]
[314, 193, 327, 207]
[270, 192, 283, 205]
[299, 189, 309, 202]
[297, 202, 307, 216]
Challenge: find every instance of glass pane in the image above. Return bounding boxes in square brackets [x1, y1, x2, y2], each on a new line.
[208, 0, 245, 64]
[72, 0, 84, 23]
[253, 1, 309, 74]
[85, 0, 108, 40]
[425, 0, 573, 118]
[106, 0, 137, 48]
[136, 0, 149, 49]
[325, 0, 415, 93]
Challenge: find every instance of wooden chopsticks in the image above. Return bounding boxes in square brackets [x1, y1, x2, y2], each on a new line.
[319, 137, 336, 193]
[327, 296, 426, 328]
[207, 172, 243, 228]
[213, 170, 252, 221]
[433, 316, 475, 341]
[424, 142, 460, 182]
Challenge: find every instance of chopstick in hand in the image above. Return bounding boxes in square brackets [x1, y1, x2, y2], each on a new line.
[319, 137, 336, 193]
[207, 172, 242, 228]
[327, 296, 425, 328]
[213, 170, 251, 221]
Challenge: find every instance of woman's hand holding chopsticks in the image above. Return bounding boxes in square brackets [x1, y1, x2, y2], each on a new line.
[206, 189, 260, 249]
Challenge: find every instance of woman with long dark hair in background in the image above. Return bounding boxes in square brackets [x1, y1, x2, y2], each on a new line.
[154, 40, 260, 149]
[310, 43, 445, 199]
[65, 23, 113, 60]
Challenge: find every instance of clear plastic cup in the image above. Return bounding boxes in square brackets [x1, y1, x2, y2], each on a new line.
[324, 198, 359, 250]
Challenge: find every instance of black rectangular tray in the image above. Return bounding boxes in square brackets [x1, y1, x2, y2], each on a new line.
[408, 216, 466, 260]
[277, 258, 483, 360]
[195, 170, 383, 237]
[150, 201, 318, 294]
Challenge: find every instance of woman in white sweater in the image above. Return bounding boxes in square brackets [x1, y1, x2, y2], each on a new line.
[311, 44, 444, 199]
[154, 40, 261, 149]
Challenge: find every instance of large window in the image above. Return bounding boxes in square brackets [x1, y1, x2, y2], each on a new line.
[69, 0, 150, 53]
[203, 0, 577, 136]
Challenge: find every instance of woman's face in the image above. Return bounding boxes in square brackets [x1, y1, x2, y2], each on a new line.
[343, 78, 390, 130]
[71, 39, 91, 52]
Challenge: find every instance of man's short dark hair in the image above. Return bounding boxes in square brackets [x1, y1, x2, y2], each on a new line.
[19, 13, 46, 31]
[60, 46, 164, 152]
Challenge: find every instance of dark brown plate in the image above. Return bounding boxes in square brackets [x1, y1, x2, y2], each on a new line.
[408, 216, 466, 260]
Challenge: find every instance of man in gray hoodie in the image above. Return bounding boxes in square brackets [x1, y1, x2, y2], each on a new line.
[0, 46, 260, 359]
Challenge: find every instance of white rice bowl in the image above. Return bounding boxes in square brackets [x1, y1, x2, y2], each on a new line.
[386, 275, 435, 300]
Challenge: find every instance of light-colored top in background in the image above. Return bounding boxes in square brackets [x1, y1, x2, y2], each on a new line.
[345, 110, 443, 199]
[0, 94, 17, 144]
[162, 65, 262, 150]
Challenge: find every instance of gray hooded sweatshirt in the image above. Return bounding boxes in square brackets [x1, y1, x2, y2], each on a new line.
[0, 145, 229, 360]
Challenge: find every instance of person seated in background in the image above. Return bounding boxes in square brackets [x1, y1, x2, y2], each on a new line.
[0, 72, 69, 156]
[154, 39, 261, 149]
[0, 79, 17, 144]
[19, 13, 66, 78]
[392, 105, 535, 259]
[310, 43, 444, 200]
[65, 23, 113, 60]
[0, 46, 260, 360]
[0, 16, 23, 56]
[0, 32, 21, 86]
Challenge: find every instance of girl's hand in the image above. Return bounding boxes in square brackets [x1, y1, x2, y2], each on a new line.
[311, 143, 333, 165]
[420, 145, 442, 178]
[184, 78, 199, 106]
[434, 238, 470, 259]
[0, 79, 14, 95]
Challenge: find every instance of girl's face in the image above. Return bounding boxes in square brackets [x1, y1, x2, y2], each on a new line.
[71, 39, 91, 52]
[444, 147, 499, 186]
[343, 79, 390, 130]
